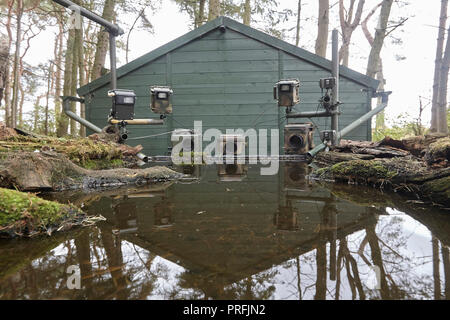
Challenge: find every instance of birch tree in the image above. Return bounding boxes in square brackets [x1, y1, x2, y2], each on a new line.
[295, 0, 301, 46]
[366, 0, 393, 79]
[431, 0, 449, 133]
[436, 23, 450, 134]
[339, 0, 365, 67]
[362, 2, 385, 130]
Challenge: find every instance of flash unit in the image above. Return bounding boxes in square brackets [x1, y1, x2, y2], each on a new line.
[157, 92, 168, 99]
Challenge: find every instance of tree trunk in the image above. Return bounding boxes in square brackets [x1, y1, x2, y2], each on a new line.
[78, 23, 86, 137]
[54, 18, 64, 123]
[366, 0, 393, 79]
[33, 95, 42, 132]
[0, 34, 9, 106]
[91, 0, 116, 81]
[18, 82, 24, 127]
[295, 0, 302, 46]
[198, 0, 206, 27]
[3, 1, 14, 128]
[57, 27, 75, 137]
[431, 0, 448, 132]
[243, 0, 251, 26]
[339, 0, 365, 67]
[70, 26, 80, 136]
[436, 24, 450, 134]
[11, 0, 24, 128]
[208, 0, 220, 21]
[45, 63, 52, 136]
[315, 0, 329, 58]
[362, 2, 385, 130]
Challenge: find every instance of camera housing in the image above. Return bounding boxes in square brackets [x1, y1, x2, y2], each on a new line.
[274, 79, 300, 107]
[108, 89, 136, 120]
[284, 123, 315, 154]
[321, 130, 337, 145]
[150, 86, 173, 114]
[319, 77, 336, 90]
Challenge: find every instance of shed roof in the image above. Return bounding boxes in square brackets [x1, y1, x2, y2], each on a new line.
[78, 16, 379, 96]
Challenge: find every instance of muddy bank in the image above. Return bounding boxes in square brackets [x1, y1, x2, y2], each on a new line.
[311, 135, 450, 207]
[0, 150, 181, 191]
[0, 188, 104, 238]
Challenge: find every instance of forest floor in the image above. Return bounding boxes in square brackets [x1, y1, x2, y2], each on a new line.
[311, 134, 450, 208]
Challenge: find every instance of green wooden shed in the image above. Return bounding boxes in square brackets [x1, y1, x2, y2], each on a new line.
[78, 16, 379, 156]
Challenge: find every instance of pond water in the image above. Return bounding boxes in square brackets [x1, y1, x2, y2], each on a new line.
[0, 162, 449, 300]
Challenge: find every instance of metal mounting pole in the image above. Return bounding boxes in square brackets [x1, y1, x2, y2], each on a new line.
[307, 91, 392, 159]
[331, 29, 339, 146]
[62, 96, 149, 162]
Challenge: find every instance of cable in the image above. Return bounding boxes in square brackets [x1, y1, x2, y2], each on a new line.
[166, 114, 188, 128]
[127, 130, 176, 140]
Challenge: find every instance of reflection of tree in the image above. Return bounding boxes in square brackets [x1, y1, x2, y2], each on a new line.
[442, 245, 450, 299]
[432, 236, 441, 300]
[75, 232, 94, 299]
[314, 243, 327, 300]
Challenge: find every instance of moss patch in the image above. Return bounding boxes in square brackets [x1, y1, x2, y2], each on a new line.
[317, 160, 398, 183]
[0, 187, 103, 238]
[421, 176, 450, 205]
[425, 137, 450, 166]
[0, 135, 123, 169]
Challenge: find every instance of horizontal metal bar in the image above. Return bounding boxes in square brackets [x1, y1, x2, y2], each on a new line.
[307, 91, 392, 159]
[286, 111, 332, 118]
[109, 119, 165, 125]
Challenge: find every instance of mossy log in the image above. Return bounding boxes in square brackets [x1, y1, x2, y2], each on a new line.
[0, 133, 143, 170]
[0, 188, 104, 238]
[311, 135, 450, 207]
[0, 151, 182, 191]
[313, 158, 450, 207]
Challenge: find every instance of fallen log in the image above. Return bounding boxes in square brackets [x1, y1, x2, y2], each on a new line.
[336, 139, 409, 158]
[312, 157, 450, 207]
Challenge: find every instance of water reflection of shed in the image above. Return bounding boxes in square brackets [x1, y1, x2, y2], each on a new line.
[94, 164, 383, 289]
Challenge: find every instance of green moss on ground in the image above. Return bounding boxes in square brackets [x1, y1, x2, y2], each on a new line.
[317, 160, 398, 183]
[0, 135, 123, 169]
[0, 187, 103, 238]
